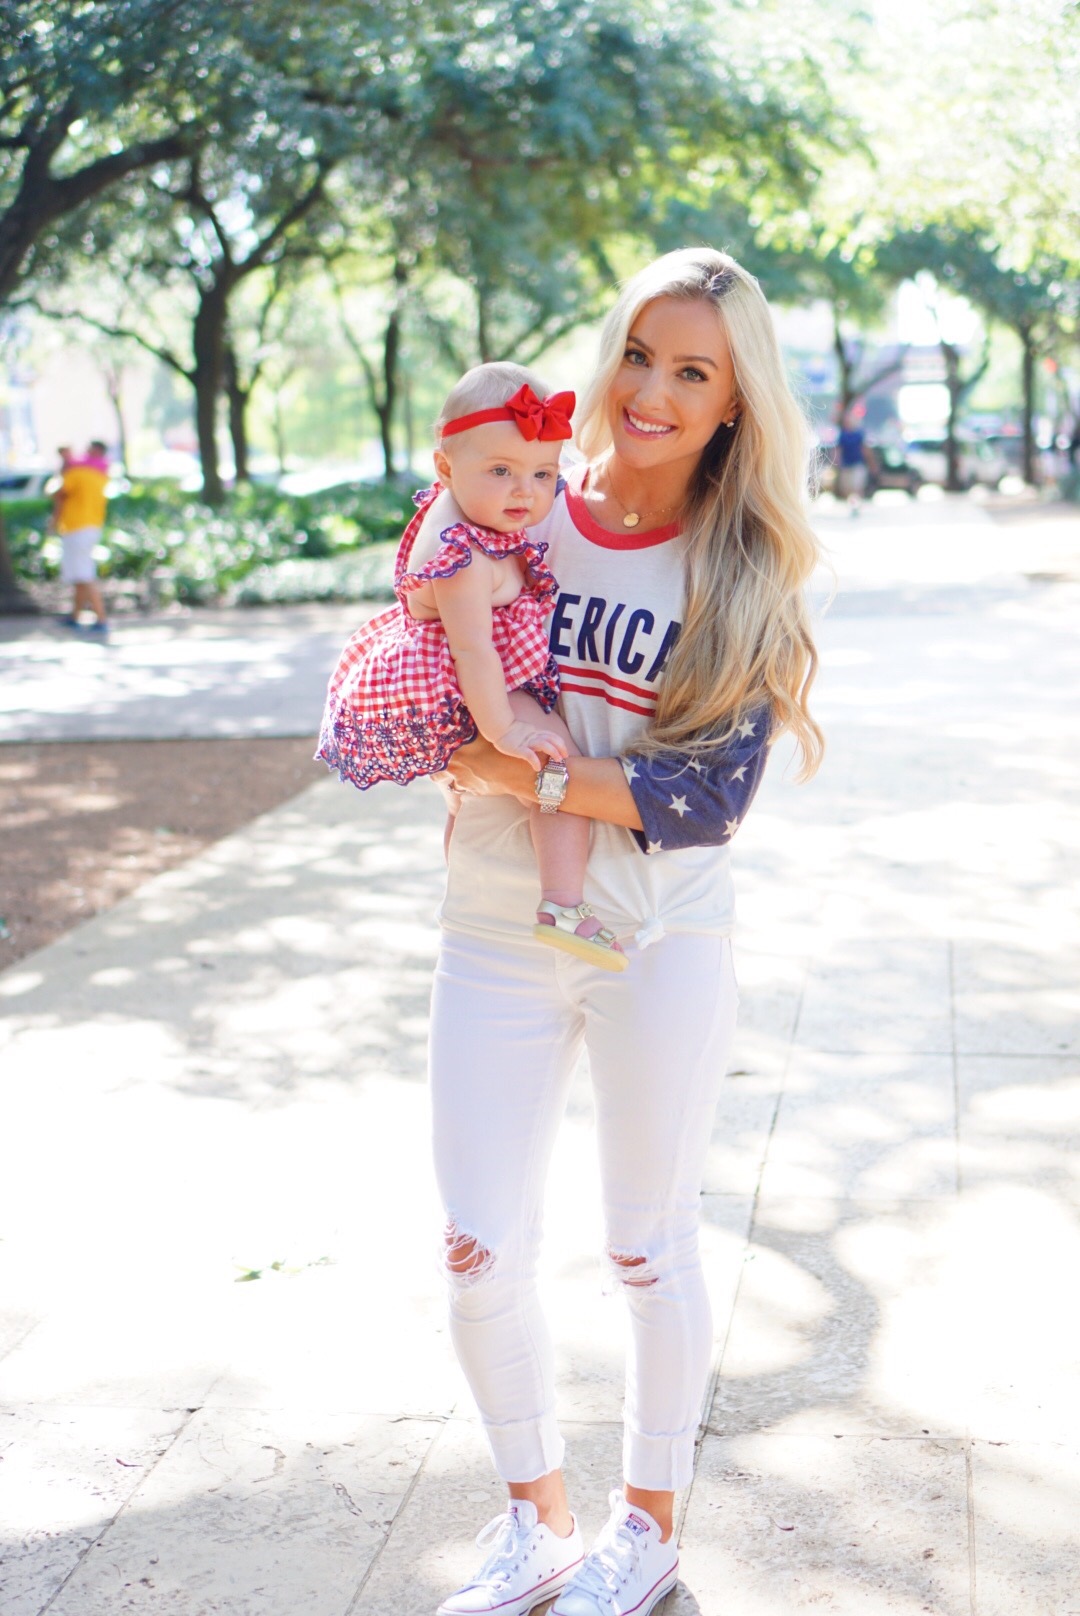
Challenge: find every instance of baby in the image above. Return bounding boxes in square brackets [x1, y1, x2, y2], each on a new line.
[317, 361, 626, 969]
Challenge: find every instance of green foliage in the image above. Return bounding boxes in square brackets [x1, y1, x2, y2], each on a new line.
[5, 479, 413, 603]
[228, 548, 397, 606]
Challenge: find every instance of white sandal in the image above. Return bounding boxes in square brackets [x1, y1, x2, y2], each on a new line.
[533, 902, 628, 971]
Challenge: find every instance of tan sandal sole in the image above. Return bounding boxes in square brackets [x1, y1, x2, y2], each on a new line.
[532, 923, 629, 971]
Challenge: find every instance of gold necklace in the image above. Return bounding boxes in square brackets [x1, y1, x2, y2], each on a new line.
[601, 462, 684, 530]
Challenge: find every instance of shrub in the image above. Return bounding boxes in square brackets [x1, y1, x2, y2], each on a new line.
[3, 477, 416, 600]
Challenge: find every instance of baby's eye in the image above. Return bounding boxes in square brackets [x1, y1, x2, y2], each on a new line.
[491, 465, 509, 476]
[535, 470, 553, 481]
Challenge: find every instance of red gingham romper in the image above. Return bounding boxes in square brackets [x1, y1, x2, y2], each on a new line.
[316, 486, 561, 791]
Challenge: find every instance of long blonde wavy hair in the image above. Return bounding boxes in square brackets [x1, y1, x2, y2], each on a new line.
[576, 248, 824, 779]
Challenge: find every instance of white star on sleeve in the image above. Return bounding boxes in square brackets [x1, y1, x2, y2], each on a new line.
[669, 794, 691, 817]
[621, 758, 639, 782]
[646, 838, 664, 853]
[736, 718, 755, 739]
[724, 817, 739, 838]
[730, 764, 747, 782]
[688, 759, 704, 773]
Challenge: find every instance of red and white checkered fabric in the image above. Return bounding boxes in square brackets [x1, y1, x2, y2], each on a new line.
[317, 487, 560, 791]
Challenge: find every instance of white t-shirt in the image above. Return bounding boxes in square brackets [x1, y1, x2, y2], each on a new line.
[438, 464, 736, 946]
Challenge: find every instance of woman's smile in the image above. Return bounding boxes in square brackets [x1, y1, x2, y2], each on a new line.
[623, 409, 676, 438]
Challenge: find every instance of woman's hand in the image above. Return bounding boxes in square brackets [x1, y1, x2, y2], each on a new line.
[446, 736, 536, 806]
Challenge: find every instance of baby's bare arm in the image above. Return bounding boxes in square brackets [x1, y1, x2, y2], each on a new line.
[432, 551, 517, 744]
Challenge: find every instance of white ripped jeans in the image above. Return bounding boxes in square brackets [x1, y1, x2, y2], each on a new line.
[429, 927, 738, 1492]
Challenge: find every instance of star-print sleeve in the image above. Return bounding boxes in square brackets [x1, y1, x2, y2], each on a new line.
[619, 707, 772, 854]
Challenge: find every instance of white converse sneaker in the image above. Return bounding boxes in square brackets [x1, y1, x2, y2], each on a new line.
[550, 1491, 678, 1616]
[437, 1498, 584, 1616]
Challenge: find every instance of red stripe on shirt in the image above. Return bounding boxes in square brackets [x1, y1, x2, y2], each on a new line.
[558, 663, 657, 703]
[559, 681, 657, 717]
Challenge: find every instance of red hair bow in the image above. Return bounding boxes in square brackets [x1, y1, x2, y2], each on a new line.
[441, 382, 576, 441]
[504, 384, 575, 441]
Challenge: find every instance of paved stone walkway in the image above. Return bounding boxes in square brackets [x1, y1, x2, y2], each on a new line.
[1, 494, 1078, 1614]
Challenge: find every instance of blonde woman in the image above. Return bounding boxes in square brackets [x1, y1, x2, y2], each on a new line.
[430, 248, 823, 1616]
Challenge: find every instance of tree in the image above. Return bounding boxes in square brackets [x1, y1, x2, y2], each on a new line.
[880, 224, 1074, 484]
[877, 229, 993, 489]
[327, 0, 849, 476]
[0, 0, 219, 606]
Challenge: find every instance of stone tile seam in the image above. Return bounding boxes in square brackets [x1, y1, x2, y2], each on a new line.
[341, 1411, 455, 1616]
[0, 1317, 43, 1371]
[673, 952, 809, 1547]
[34, 1402, 203, 1616]
[950, 939, 963, 1197]
[965, 1438, 978, 1616]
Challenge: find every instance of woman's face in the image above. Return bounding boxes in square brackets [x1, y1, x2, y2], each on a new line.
[605, 295, 739, 479]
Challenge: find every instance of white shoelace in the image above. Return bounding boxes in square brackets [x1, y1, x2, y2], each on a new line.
[470, 1510, 537, 1591]
[570, 1519, 643, 1607]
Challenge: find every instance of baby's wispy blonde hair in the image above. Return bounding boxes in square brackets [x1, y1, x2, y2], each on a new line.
[435, 362, 557, 443]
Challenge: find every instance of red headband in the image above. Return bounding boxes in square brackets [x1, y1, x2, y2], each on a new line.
[442, 382, 575, 442]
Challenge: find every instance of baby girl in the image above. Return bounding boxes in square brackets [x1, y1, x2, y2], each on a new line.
[317, 362, 625, 969]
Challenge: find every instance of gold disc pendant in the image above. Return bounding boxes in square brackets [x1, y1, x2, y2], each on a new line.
[623, 512, 640, 528]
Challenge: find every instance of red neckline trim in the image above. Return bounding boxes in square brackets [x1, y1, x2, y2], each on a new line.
[564, 463, 682, 550]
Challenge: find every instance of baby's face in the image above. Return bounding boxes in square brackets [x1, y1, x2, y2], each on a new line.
[434, 421, 562, 532]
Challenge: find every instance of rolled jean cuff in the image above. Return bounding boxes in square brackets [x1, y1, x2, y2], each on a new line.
[484, 1409, 565, 1484]
[623, 1422, 699, 1492]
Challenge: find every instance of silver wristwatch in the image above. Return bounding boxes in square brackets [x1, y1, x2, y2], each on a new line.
[535, 758, 570, 813]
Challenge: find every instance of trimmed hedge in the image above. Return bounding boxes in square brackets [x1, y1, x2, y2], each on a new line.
[3, 478, 415, 604]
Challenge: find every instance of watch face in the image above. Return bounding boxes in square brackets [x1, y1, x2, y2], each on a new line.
[537, 764, 567, 802]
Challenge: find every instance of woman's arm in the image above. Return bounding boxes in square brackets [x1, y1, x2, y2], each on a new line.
[446, 741, 644, 831]
[446, 704, 773, 848]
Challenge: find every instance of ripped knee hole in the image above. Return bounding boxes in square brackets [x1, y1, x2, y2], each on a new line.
[444, 1222, 496, 1282]
[608, 1249, 658, 1288]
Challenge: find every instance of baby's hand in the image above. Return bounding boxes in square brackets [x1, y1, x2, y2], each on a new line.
[493, 721, 569, 770]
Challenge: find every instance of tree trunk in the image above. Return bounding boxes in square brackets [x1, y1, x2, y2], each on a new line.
[1020, 327, 1038, 485]
[403, 367, 415, 472]
[378, 309, 400, 480]
[832, 312, 854, 418]
[272, 394, 288, 475]
[477, 287, 493, 364]
[192, 281, 230, 505]
[378, 258, 409, 481]
[941, 341, 964, 491]
[0, 506, 39, 614]
[224, 343, 250, 485]
[104, 365, 130, 476]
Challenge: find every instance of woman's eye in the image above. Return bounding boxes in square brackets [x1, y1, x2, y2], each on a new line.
[680, 367, 706, 382]
[624, 348, 647, 366]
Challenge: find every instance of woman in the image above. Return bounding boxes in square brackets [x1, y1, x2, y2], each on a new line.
[431, 248, 823, 1616]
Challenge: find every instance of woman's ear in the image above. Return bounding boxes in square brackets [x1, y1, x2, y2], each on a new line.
[433, 447, 453, 486]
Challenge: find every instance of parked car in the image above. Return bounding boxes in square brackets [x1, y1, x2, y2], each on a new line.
[0, 468, 55, 501]
[814, 441, 922, 499]
[903, 436, 1011, 490]
[865, 443, 922, 497]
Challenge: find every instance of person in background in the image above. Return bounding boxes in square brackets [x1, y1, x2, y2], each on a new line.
[53, 440, 110, 634]
[836, 409, 872, 515]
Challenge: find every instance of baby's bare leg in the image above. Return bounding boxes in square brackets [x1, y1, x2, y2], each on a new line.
[508, 691, 612, 943]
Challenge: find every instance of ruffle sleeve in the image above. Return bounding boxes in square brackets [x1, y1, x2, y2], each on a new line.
[396, 507, 558, 607]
